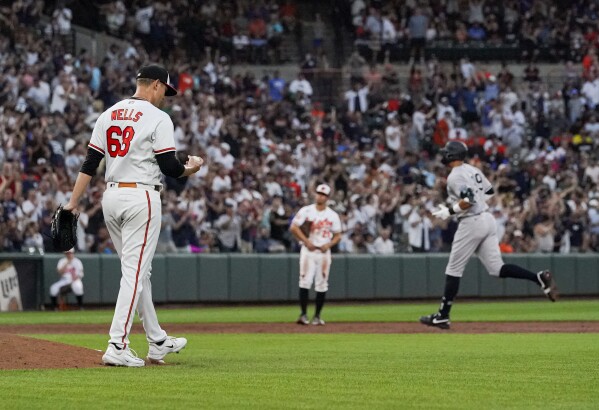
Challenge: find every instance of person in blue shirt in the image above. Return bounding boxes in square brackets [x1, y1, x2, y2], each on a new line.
[268, 71, 286, 102]
[467, 22, 486, 41]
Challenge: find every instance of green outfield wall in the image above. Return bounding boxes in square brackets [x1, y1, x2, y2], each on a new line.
[1, 253, 597, 309]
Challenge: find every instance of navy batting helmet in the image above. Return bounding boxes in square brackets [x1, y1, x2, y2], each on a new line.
[440, 141, 468, 165]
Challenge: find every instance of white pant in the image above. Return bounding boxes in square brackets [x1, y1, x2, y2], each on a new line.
[102, 186, 167, 348]
[49, 277, 84, 296]
[299, 247, 332, 292]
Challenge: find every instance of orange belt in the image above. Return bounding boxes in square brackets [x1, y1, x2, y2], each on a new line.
[116, 182, 160, 192]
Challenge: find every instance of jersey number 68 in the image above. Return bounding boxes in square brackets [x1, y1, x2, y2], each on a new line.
[106, 126, 135, 157]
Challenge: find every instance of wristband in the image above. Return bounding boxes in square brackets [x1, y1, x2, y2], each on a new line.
[449, 203, 462, 215]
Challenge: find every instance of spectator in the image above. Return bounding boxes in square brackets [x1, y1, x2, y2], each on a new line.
[373, 227, 394, 254]
[156, 201, 178, 253]
[215, 200, 241, 252]
[408, 205, 432, 252]
[289, 72, 313, 98]
[312, 13, 325, 52]
[407, 8, 429, 65]
[267, 14, 284, 63]
[268, 71, 286, 102]
[51, 1, 72, 42]
[344, 81, 369, 113]
[467, 22, 486, 41]
[249, 15, 268, 64]
[103, 1, 126, 36]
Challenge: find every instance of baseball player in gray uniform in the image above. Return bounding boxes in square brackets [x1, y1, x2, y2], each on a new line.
[64, 64, 204, 366]
[420, 141, 558, 329]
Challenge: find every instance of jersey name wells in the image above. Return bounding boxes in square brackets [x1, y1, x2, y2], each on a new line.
[111, 108, 143, 122]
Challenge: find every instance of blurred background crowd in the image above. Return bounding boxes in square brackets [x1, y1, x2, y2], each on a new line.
[0, 0, 598, 255]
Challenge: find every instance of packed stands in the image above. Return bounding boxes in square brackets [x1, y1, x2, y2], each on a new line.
[0, 1, 598, 255]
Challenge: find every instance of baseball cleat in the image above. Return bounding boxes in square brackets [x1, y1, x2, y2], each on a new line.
[311, 317, 325, 326]
[537, 270, 558, 302]
[147, 336, 187, 362]
[102, 344, 145, 367]
[296, 314, 309, 325]
[419, 313, 451, 329]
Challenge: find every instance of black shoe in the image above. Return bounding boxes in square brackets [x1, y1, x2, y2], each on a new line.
[419, 313, 451, 329]
[537, 270, 558, 302]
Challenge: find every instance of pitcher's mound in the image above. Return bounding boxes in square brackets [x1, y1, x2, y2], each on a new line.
[0, 333, 103, 370]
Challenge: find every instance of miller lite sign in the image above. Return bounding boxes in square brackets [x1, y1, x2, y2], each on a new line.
[0, 262, 23, 312]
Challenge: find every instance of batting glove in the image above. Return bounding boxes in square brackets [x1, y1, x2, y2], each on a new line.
[432, 204, 451, 220]
[460, 187, 476, 204]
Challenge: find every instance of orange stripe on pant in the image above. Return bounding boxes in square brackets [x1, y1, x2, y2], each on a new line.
[121, 190, 151, 348]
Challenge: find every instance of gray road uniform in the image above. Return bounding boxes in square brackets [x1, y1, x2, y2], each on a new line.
[445, 163, 504, 277]
[420, 140, 557, 330]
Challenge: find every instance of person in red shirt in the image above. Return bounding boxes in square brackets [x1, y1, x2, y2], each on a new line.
[177, 71, 194, 93]
[0, 162, 23, 199]
[433, 112, 451, 148]
[280, 0, 297, 31]
[249, 17, 267, 63]
[582, 46, 598, 79]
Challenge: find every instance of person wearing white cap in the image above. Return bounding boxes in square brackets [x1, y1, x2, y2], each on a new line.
[49, 248, 84, 310]
[289, 183, 342, 326]
[214, 142, 235, 170]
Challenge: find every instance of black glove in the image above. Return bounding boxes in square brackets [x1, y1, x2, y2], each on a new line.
[460, 187, 476, 204]
[51, 205, 78, 252]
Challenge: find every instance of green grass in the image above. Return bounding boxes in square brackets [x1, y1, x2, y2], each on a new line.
[2, 333, 598, 409]
[0, 299, 598, 325]
[2, 301, 598, 408]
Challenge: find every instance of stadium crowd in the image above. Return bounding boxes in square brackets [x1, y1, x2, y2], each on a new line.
[0, 1, 598, 255]
[349, 0, 598, 64]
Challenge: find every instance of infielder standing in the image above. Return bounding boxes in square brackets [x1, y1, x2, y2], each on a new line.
[64, 64, 204, 366]
[420, 141, 558, 329]
[289, 184, 341, 325]
[49, 248, 84, 310]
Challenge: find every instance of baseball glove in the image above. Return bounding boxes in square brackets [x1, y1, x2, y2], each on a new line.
[50, 205, 78, 252]
[299, 220, 312, 238]
[459, 187, 476, 204]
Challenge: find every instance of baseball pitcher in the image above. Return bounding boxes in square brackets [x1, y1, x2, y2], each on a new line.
[63, 64, 204, 366]
[420, 141, 558, 329]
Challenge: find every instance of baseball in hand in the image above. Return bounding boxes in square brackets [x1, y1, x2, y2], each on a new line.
[186, 155, 204, 168]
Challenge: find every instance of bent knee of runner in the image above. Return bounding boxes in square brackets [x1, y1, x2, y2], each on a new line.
[444, 270, 464, 278]
[487, 265, 502, 277]
[482, 258, 504, 277]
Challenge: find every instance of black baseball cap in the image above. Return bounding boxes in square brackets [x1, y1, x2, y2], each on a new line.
[136, 64, 177, 96]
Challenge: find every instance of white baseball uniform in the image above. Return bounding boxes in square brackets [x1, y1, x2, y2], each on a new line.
[445, 163, 504, 277]
[291, 204, 341, 292]
[49, 256, 84, 296]
[89, 97, 174, 348]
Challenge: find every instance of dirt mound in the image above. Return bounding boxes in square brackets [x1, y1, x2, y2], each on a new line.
[0, 333, 103, 370]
